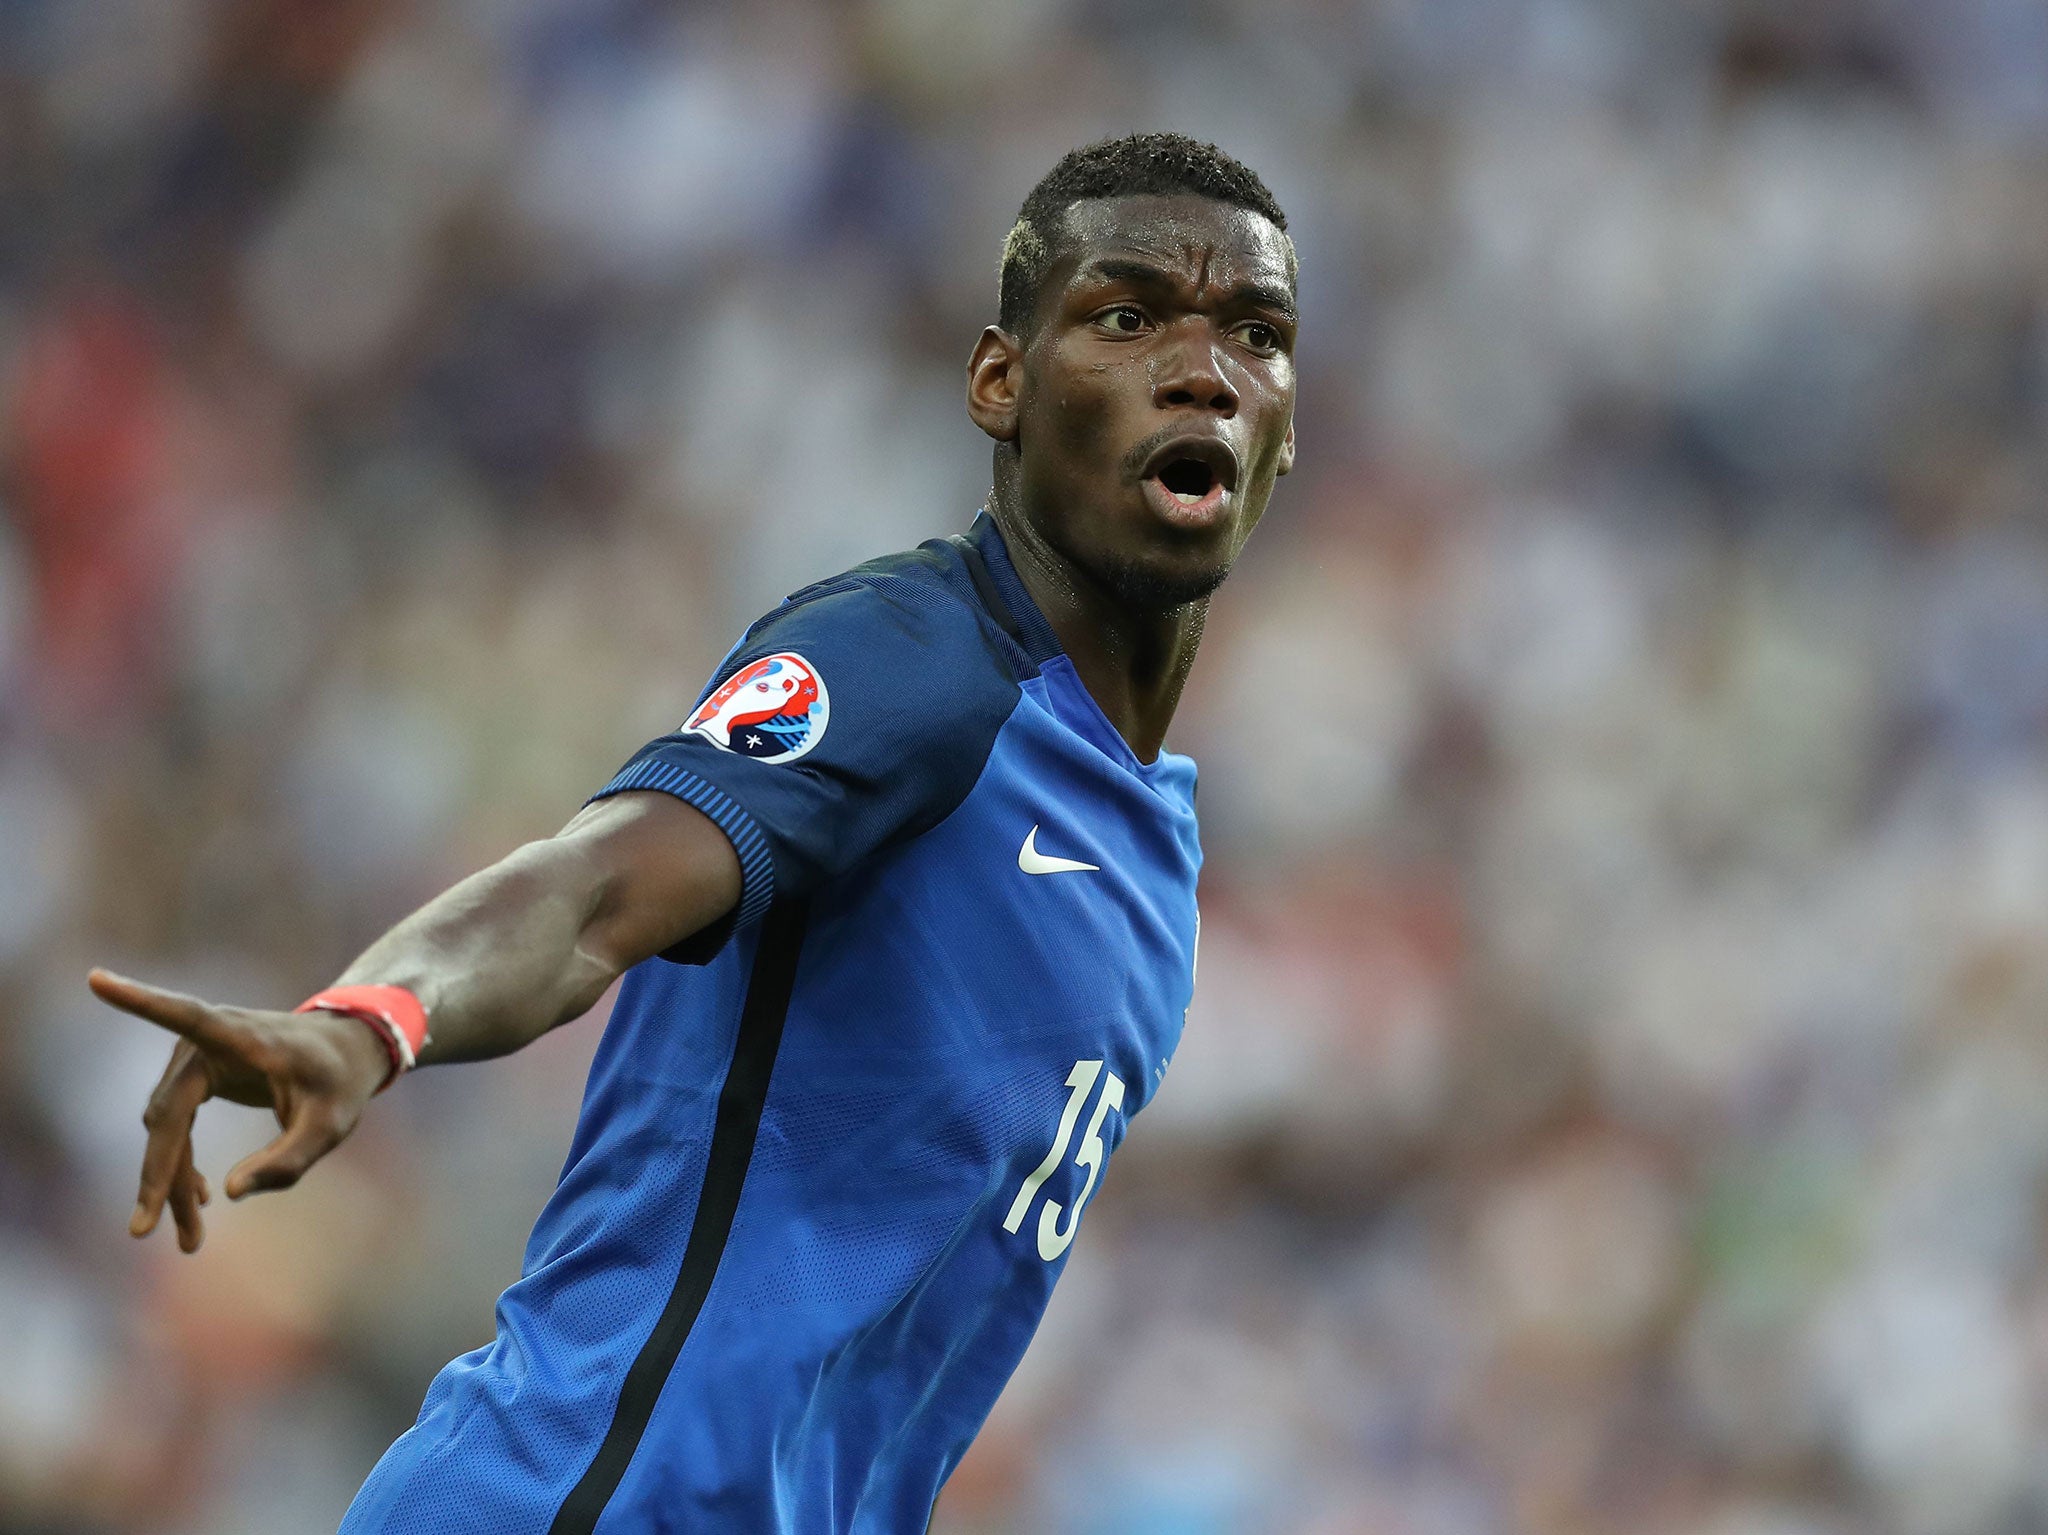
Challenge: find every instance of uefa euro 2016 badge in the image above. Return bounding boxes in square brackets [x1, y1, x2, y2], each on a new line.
[684, 653, 830, 762]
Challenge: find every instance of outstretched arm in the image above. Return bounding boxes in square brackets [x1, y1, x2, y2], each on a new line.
[89, 791, 740, 1253]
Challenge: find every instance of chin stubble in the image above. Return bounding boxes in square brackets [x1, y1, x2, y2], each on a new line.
[1092, 552, 1233, 614]
[988, 485, 1237, 615]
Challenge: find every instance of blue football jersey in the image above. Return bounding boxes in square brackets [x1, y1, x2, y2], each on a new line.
[341, 515, 1201, 1534]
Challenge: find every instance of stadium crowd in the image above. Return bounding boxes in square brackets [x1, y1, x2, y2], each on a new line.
[6, 0, 2048, 1531]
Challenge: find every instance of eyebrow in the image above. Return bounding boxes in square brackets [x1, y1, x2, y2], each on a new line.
[1080, 257, 1298, 323]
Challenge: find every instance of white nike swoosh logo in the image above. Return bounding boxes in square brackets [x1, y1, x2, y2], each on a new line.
[1018, 825, 1100, 875]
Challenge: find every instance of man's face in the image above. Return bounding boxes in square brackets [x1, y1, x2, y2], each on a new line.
[976, 193, 1298, 612]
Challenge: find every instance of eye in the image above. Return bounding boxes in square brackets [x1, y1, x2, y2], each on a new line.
[1232, 320, 1284, 354]
[1095, 304, 1149, 335]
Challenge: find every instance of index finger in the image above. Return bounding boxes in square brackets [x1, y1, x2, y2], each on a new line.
[87, 969, 240, 1050]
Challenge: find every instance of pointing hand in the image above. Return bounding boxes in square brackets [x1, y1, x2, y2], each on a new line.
[87, 969, 393, 1253]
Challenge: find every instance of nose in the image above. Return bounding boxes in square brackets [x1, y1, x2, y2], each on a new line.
[1151, 327, 1238, 417]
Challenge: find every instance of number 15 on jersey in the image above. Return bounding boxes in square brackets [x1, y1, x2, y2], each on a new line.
[1002, 1059, 1126, 1262]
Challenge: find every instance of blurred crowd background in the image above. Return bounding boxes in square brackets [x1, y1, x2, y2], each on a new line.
[6, 1, 2048, 1532]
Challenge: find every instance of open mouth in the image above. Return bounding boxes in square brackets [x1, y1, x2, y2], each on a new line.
[1156, 458, 1218, 507]
[1138, 435, 1239, 527]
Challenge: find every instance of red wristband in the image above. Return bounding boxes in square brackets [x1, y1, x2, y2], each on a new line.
[295, 984, 430, 1092]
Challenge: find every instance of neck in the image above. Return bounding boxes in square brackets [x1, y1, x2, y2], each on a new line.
[986, 490, 1207, 764]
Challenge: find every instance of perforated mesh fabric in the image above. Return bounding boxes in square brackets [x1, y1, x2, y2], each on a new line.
[734, 1072, 1067, 1315]
[361, 1136, 713, 1534]
[738, 1209, 957, 1312]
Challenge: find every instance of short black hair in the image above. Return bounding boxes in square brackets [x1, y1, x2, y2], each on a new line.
[998, 132, 1290, 336]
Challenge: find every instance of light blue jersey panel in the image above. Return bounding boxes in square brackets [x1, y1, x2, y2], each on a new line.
[342, 518, 1200, 1534]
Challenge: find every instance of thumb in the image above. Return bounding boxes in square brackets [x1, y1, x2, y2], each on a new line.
[225, 1100, 349, 1200]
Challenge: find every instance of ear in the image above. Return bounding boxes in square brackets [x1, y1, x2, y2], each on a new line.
[966, 326, 1023, 444]
[1276, 417, 1296, 477]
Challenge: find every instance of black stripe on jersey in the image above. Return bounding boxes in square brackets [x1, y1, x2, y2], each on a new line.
[548, 898, 810, 1535]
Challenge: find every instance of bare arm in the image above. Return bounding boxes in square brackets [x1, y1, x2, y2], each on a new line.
[89, 791, 741, 1252]
[331, 792, 740, 1063]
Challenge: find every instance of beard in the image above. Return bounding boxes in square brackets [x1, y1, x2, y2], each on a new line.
[1088, 549, 1233, 614]
[987, 452, 1244, 616]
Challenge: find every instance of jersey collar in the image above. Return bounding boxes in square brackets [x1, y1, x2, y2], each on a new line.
[962, 512, 1064, 667]
[962, 511, 1197, 786]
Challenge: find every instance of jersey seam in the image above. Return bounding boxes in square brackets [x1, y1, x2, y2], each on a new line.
[862, 690, 1032, 873]
[733, 549, 1043, 690]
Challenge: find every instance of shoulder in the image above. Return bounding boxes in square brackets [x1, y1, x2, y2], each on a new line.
[680, 536, 1030, 771]
[716, 537, 1032, 700]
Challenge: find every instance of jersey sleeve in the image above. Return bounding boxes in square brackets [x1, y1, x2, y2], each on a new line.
[590, 576, 1019, 961]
